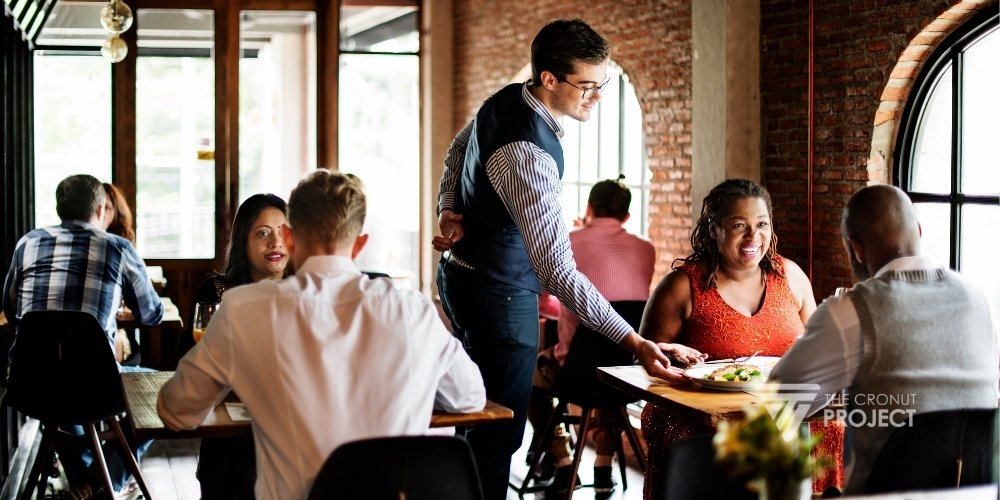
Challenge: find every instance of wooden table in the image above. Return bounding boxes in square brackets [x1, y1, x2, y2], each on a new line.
[118, 297, 184, 370]
[597, 365, 758, 425]
[116, 297, 183, 330]
[122, 371, 513, 440]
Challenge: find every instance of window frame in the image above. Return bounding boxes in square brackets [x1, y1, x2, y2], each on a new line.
[894, 7, 999, 270]
[30, 0, 340, 267]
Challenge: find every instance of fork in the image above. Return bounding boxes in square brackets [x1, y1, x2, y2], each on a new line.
[701, 350, 762, 365]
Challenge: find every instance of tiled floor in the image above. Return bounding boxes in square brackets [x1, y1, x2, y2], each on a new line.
[507, 427, 645, 500]
[133, 426, 645, 500]
[140, 439, 200, 500]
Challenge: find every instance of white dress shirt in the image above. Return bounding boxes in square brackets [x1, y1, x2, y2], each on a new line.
[157, 256, 486, 500]
[771, 256, 949, 415]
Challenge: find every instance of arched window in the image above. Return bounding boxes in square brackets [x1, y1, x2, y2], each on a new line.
[895, 8, 999, 318]
[560, 62, 648, 236]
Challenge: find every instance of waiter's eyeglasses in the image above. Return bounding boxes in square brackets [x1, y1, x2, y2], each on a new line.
[559, 76, 611, 99]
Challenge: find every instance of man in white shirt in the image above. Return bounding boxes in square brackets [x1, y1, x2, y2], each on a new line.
[770, 184, 998, 494]
[157, 170, 487, 500]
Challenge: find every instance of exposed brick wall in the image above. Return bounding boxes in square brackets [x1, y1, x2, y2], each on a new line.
[761, 0, 986, 298]
[869, 1, 993, 195]
[451, 0, 989, 298]
[452, 0, 693, 279]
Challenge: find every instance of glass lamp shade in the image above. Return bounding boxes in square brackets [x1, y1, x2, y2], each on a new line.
[101, 35, 128, 63]
[100, 1, 134, 35]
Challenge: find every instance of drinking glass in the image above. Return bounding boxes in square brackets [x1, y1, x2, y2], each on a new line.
[192, 302, 220, 343]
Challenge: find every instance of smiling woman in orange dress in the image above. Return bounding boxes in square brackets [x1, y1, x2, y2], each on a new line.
[639, 178, 843, 498]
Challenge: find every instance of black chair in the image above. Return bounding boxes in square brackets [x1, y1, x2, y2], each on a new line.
[5, 310, 152, 500]
[653, 434, 756, 500]
[308, 435, 483, 500]
[519, 300, 648, 499]
[865, 407, 999, 493]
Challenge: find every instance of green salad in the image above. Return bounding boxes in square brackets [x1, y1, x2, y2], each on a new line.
[704, 363, 763, 382]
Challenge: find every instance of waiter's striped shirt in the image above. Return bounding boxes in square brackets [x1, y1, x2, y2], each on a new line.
[438, 82, 633, 344]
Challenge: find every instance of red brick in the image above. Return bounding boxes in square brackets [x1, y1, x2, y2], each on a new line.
[889, 61, 920, 79]
[900, 44, 933, 62]
[912, 32, 945, 45]
[925, 18, 959, 32]
[454, 0, 982, 290]
[874, 109, 898, 126]
[880, 85, 909, 101]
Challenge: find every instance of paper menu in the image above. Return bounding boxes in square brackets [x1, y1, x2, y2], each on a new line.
[200, 402, 252, 425]
[225, 402, 252, 422]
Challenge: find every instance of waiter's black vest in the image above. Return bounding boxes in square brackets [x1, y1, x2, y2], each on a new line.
[452, 83, 564, 293]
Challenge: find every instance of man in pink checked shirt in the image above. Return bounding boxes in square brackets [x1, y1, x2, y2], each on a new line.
[528, 176, 655, 496]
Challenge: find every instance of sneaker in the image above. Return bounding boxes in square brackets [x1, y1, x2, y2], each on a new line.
[593, 465, 617, 495]
[544, 465, 581, 496]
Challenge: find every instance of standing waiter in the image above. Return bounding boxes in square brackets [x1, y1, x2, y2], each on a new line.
[433, 19, 700, 499]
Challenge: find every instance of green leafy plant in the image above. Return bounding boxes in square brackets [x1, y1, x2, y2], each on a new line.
[713, 404, 831, 491]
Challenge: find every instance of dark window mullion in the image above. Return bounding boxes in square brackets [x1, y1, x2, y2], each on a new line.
[596, 93, 603, 183]
[618, 74, 625, 179]
[898, 8, 997, 277]
[908, 192, 999, 205]
[950, 49, 963, 270]
[577, 122, 585, 216]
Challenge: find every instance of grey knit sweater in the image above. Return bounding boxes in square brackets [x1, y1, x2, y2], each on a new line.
[844, 267, 999, 493]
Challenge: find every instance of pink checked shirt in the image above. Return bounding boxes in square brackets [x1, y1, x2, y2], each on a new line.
[554, 218, 656, 364]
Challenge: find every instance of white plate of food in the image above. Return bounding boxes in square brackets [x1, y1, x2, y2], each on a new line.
[683, 356, 782, 391]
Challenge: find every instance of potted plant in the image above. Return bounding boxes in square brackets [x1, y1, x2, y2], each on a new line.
[713, 404, 831, 500]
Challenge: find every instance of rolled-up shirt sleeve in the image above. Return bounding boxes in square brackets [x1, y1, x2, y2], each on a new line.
[157, 303, 233, 430]
[404, 290, 485, 412]
[433, 335, 487, 413]
[770, 296, 863, 416]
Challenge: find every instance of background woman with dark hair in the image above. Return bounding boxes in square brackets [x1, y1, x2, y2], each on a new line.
[178, 193, 289, 500]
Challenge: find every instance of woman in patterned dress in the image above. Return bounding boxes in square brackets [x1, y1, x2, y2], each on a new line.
[639, 179, 843, 498]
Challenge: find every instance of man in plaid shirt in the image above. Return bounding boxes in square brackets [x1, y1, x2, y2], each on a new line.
[3, 173, 163, 498]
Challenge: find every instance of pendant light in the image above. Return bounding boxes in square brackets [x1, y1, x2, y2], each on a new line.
[99, 0, 134, 63]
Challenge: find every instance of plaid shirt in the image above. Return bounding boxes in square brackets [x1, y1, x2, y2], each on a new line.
[3, 221, 163, 346]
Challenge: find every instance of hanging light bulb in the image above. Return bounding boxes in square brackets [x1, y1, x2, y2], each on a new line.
[100, 0, 133, 35]
[102, 34, 128, 63]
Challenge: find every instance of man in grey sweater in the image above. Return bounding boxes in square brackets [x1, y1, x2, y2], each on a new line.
[770, 184, 999, 494]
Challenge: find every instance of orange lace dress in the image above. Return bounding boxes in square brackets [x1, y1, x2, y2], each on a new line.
[640, 259, 844, 498]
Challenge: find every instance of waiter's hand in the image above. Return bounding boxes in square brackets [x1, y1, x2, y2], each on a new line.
[622, 332, 686, 382]
[432, 210, 465, 252]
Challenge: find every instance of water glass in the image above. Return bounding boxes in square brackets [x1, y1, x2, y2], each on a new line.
[192, 302, 220, 343]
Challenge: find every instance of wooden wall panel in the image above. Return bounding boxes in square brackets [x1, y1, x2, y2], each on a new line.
[2, 10, 35, 275]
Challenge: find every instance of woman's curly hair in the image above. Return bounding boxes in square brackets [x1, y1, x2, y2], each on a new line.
[674, 178, 781, 289]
